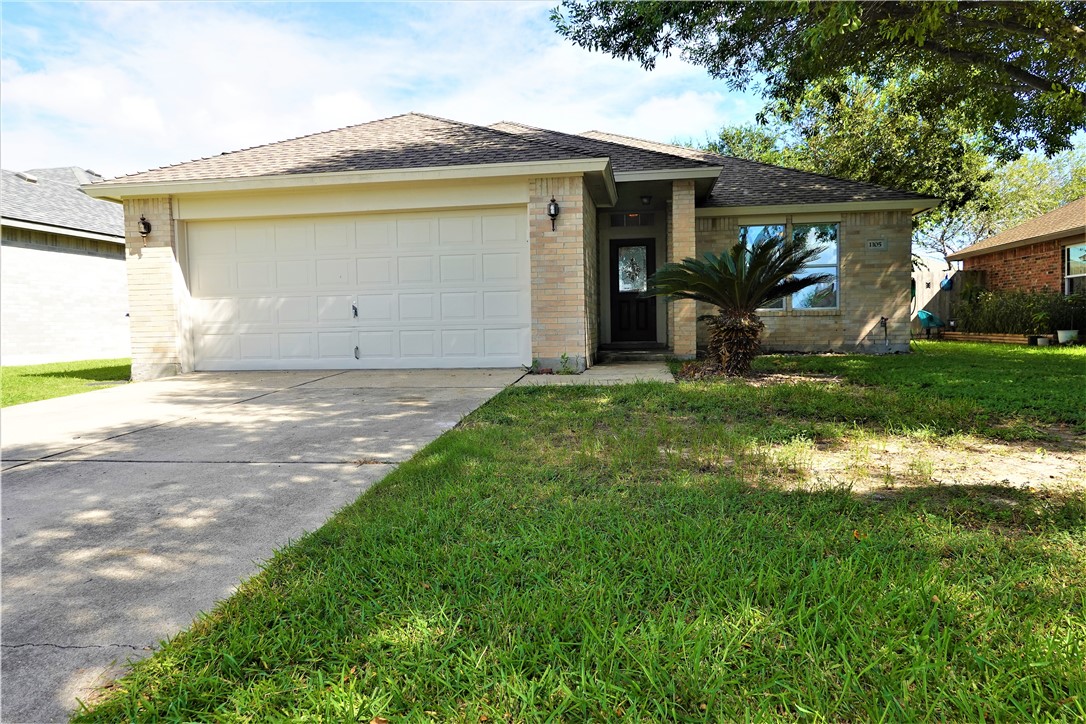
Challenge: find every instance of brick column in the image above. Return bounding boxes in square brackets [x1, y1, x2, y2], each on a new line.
[123, 197, 183, 380]
[669, 180, 697, 357]
[529, 176, 588, 371]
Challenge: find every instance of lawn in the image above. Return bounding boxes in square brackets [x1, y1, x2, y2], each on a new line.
[75, 343, 1084, 722]
[0, 358, 131, 407]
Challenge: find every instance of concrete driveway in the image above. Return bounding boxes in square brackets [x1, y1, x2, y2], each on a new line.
[0, 369, 521, 723]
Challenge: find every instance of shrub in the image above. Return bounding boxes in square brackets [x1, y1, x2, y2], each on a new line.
[955, 291, 1086, 335]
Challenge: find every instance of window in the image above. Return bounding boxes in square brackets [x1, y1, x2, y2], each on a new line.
[1066, 243, 1086, 295]
[738, 224, 786, 308]
[737, 222, 839, 311]
[790, 223, 839, 309]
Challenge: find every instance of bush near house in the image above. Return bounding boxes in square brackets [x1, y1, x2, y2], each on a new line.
[955, 290, 1086, 336]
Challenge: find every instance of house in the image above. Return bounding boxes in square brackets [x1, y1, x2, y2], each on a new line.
[83, 113, 936, 380]
[1, 167, 129, 366]
[946, 196, 1086, 294]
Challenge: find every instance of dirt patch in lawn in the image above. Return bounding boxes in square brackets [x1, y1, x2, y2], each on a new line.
[752, 432, 1085, 494]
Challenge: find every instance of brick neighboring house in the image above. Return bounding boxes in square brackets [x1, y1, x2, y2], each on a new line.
[83, 113, 937, 380]
[947, 196, 1086, 294]
[1, 167, 130, 365]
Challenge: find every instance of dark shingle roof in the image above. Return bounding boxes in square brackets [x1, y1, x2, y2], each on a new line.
[581, 130, 935, 208]
[2, 168, 123, 237]
[93, 113, 601, 186]
[491, 122, 716, 173]
[948, 197, 1086, 260]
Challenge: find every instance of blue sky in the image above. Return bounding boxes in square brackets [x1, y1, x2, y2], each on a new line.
[0, 1, 764, 178]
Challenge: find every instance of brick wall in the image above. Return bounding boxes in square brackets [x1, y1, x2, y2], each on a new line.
[123, 197, 184, 380]
[529, 176, 589, 371]
[582, 182, 599, 366]
[695, 209, 913, 353]
[0, 228, 130, 365]
[962, 237, 1066, 293]
[667, 180, 697, 357]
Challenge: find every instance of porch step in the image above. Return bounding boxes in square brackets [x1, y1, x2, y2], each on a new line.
[596, 349, 674, 364]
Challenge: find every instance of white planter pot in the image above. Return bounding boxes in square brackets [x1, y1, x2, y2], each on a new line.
[1036, 336, 1051, 347]
[1056, 329, 1079, 344]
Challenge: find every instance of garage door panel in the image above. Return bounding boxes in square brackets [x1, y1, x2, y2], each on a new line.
[236, 224, 272, 254]
[357, 294, 393, 321]
[193, 262, 234, 296]
[315, 258, 354, 287]
[399, 294, 435, 321]
[397, 256, 433, 284]
[317, 332, 356, 359]
[396, 218, 436, 246]
[438, 217, 476, 245]
[274, 222, 313, 253]
[238, 297, 275, 324]
[358, 331, 394, 358]
[239, 333, 275, 359]
[189, 207, 530, 370]
[441, 329, 478, 357]
[400, 330, 436, 357]
[276, 297, 314, 325]
[439, 254, 478, 283]
[275, 260, 312, 287]
[358, 257, 393, 285]
[314, 221, 354, 251]
[237, 261, 273, 290]
[317, 295, 354, 324]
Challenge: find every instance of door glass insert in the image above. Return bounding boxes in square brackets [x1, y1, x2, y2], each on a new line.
[618, 246, 648, 292]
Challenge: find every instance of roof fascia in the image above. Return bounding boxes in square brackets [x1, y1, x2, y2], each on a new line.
[614, 167, 723, 183]
[83, 158, 612, 201]
[696, 199, 940, 217]
[947, 226, 1086, 261]
[0, 217, 124, 244]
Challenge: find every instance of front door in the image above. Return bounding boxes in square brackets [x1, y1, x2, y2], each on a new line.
[610, 239, 656, 343]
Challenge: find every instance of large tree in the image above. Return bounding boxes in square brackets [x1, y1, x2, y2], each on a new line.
[554, 0, 1086, 158]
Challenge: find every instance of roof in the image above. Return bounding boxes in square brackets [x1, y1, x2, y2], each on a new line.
[1, 167, 124, 238]
[92, 113, 600, 187]
[490, 122, 717, 173]
[85, 112, 937, 211]
[948, 197, 1086, 260]
[581, 130, 934, 208]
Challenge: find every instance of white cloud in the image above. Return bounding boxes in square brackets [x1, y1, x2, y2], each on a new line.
[0, 2, 761, 177]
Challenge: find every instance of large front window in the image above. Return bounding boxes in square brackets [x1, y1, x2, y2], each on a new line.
[1066, 243, 1086, 295]
[738, 222, 840, 311]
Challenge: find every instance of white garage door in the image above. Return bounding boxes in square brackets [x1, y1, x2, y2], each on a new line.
[186, 207, 531, 370]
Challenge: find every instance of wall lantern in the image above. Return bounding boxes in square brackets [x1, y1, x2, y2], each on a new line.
[546, 197, 560, 231]
[640, 195, 653, 206]
[137, 215, 152, 238]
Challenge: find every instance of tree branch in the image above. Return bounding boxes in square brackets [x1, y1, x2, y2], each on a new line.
[925, 41, 1084, 98]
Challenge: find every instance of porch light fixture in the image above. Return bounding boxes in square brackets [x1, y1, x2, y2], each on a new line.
[640, 194, 652, 206]
[546, 198, 560, 230]
[137, 215, 152, 238]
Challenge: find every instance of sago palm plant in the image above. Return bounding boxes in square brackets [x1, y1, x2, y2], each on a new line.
[645, 236, 833, 375]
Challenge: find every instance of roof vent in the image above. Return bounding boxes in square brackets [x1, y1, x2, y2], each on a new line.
[15, 171, 37, 183]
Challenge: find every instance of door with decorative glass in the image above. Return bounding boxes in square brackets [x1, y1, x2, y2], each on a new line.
[609, 240, 656, 343]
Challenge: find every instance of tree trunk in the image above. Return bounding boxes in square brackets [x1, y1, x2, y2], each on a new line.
[705, 311, 765, 376]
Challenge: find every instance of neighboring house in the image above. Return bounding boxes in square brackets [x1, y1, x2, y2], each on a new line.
[947, 196, 1086, 294]
[1, 167, 129, 366]
[84, 113, 936, 380]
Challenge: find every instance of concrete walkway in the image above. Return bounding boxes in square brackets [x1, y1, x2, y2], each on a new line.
[514, 361, 674, 386]
[0, 369, 520, 723]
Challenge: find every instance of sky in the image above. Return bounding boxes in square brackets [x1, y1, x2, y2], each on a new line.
[0, 1, 764, 179]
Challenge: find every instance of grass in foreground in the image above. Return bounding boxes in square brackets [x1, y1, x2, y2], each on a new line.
[75, 349, 1085, 722]
[1, 358, 131, 407]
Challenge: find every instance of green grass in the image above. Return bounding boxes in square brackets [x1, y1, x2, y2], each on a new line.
[75, 345, 1085, 722]
[754, 341, 1086, 435]
[1, 358, 131, 407]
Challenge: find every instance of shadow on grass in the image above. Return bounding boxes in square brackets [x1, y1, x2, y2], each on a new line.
[24, 363, 131, 383]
